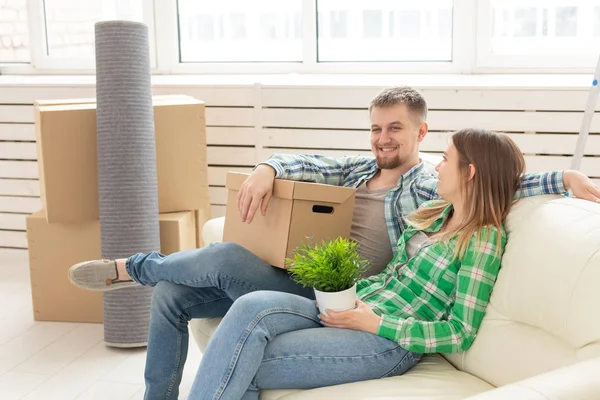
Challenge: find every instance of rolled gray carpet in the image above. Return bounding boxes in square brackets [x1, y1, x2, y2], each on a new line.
[95, 20, 159, 348]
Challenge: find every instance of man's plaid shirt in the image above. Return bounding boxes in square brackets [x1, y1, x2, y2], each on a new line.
[357, 201, 505, 354]
[262, 153, 565, 255]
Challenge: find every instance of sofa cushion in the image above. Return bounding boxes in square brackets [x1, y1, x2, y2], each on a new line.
[189, 319, 493, 399]
[201, 216, 225, 246]
[445, 196, 600, 387]
[274, 355, 493, 400]
[190, 317, 222, 352]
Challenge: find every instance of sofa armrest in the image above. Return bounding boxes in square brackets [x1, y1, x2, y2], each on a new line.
[463, 357, 600, 400]
[201, 216, 225, 245]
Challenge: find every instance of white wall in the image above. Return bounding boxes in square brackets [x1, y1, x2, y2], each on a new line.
[1, 75, 599, 250]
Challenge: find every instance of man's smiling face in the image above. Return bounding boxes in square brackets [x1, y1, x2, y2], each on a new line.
[369, 103, 423, 170]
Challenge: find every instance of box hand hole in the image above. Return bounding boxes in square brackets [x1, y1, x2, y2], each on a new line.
[312, 205, 334, 214]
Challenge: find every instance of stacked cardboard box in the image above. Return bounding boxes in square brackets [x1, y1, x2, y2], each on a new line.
[26, 95, 211, 323]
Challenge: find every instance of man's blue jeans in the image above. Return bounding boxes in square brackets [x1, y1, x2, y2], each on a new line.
[126, 242, 316, 400]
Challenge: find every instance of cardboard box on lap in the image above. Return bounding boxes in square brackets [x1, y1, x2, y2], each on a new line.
[33, 95, 210, 223]
[26, 210, 197, 323]
[223, 172, 356, 268]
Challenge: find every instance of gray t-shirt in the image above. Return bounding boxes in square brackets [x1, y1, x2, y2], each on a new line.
[349, 182, 394, 276]
[405, 231, 433, 260]
[349, 183, 435, 276]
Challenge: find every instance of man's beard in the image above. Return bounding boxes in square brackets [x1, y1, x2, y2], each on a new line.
[375, 155, 404, 170]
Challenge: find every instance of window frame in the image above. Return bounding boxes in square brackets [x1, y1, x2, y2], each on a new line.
[0, 0, 598, 75]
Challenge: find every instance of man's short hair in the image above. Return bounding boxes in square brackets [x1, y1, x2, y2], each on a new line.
[369, 86, 428, 124]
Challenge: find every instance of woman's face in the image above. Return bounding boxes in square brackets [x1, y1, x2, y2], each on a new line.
[435, 142, 463, 202]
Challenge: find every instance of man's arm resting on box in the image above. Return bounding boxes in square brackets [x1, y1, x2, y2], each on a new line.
[238, 153, 373, 224]
[257, 153, 372, 186]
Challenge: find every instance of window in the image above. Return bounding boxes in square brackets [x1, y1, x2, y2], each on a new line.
[177, 0, 303, 63]
[3, 0, 153, 69]
[316, 0, 453, 62]
[478, 0, 600, 69]
[43, 0, 144, 59]
[0, 0, 30, 63]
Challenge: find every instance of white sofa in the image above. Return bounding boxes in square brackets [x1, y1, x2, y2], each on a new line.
[190, 195, 600, 399]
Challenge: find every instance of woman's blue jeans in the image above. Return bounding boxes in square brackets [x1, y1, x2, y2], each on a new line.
[187, 290, 422, 400]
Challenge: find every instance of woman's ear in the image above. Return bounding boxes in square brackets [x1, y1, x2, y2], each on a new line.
[468, 164, 476, 181]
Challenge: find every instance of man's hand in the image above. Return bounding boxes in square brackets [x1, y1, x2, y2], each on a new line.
[237, 165, 276, 224]
[319, 299, 382, 334]
[564, 170, 600, 203]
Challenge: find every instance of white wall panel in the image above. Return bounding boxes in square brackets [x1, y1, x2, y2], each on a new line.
[207, 127, 255, 146]
[0, 83, 254, 107]
[205, 107, 254, 127]
[0, 196, 42, 213]
[0, 142, 37, 160]
[1, 82, 599, 249]
[525, 156, 600, 177]
[262, 88, 597, 111]
[152, 86, 255, 107]
[207, 146, 256, 166]
[0, 213, 27, 231]
[208, 166, 253, 186]
[208, 187, 228, 205]
[0, 161, 39, 179]
[0, 106, 34, 123]
[0, 231, 27, 248]
[258, 147, 371, 161]
[262, 129, 370, 150]
[263, 108, 600, 133]
[0, 179, 40, 197]
[0, 123, 36, 141]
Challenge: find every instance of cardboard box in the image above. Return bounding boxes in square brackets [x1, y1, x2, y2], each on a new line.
[34, 95, 210, 223]
[223, 172, 356, 268]
[194, 206, 212, 248]
[159, 211, 197, 254]
[26, 210, 196, 323]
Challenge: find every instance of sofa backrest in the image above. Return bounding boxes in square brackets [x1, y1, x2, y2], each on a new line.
[444, 196, 600, 387]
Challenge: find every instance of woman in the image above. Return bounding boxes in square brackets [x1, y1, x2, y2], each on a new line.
[177, 128, 523, 399]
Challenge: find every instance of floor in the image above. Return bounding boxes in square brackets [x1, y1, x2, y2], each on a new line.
[0, 249, 204, 400]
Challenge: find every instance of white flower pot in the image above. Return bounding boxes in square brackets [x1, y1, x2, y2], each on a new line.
[314, 283, 357, 316]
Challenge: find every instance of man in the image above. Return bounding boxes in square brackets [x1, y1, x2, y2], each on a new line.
[70, 86, 600, 400]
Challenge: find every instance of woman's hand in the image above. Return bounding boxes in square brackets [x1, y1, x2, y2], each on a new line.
[319, 299, 382, 334]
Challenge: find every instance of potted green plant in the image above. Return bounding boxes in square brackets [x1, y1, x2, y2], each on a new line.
[286, 237, 370, 315]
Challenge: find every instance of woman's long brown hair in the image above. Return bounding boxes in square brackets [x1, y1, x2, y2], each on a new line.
[405, 128, 526, 259]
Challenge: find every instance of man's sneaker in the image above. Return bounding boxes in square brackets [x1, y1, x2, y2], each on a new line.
[68, 259, 139, 292]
